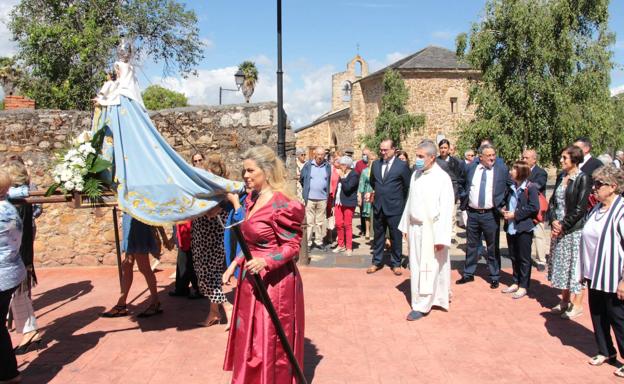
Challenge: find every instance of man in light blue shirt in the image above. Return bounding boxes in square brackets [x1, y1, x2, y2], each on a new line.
[300, 147, 331, 249]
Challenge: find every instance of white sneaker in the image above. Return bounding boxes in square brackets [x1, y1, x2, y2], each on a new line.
[332, 247, 346, 253]
[561, 304, 583, 319]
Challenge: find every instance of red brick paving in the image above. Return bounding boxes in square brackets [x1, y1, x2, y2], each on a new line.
[11, 266, 621, 383]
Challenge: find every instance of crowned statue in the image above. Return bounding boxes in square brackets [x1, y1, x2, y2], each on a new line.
[91, 37, 243, 225]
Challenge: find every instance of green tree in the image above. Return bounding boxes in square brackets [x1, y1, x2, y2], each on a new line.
[613, 93, 624, 151]
[456, 0, 615, 165]
[361, 69, 424, 150]
[9, 0, 204, 110]
[142, 84, 188, 110]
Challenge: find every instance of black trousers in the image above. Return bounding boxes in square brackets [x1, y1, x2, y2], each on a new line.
[1, 285, 19, 381]
[372, 210, 402, 268]
[174, 248, 199, 294]
[588, 288, 624, 357]
[464, 209, 500, 281]
[506, 231, 533, 288]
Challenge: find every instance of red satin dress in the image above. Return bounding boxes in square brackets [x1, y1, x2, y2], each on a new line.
[223, 191, 305, 384]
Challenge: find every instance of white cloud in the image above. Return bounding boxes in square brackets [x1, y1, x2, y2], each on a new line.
[284, 65, 334, 128]
[0, 0, 19, 57]
[611, 84, 624, 97]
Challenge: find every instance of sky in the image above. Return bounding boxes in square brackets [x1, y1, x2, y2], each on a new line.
[1, 0, 623, 128]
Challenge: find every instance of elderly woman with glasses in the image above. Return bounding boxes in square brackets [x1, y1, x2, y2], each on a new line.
[548, 145, 593, 319]
[580, 165, 624, 378]
[333, 156, 359, 256]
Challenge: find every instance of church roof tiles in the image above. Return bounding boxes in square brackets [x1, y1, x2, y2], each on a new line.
[365, 45, 473, 79]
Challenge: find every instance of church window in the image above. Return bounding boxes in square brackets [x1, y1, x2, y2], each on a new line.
[450, 97, 458, 113]
[342, 81, 352, 102]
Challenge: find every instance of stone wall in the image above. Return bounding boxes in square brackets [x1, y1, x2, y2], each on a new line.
[294, 109, 351, 156]
[0, 102, 295, 267]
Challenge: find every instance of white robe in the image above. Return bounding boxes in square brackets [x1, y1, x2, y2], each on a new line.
[398, 163, 454, 313]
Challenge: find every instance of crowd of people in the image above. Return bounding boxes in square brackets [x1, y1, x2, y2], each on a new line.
[297, 136, 624, 378]
[2, 136, 624, 382]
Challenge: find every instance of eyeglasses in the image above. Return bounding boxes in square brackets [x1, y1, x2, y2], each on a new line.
[593, 180, 611, 189]
[192, 158, 204, 164]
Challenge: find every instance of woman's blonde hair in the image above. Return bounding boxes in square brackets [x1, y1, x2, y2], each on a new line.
[0, 169, 12, 198]
[205, 153, 228, 178]
[241, 145, 295, 200]
[4, 160, 30, 186]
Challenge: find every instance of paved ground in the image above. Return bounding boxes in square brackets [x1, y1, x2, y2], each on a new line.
[11, 263, 622, 384]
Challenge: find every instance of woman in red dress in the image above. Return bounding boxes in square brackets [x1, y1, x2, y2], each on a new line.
[223, 145, 305, 384]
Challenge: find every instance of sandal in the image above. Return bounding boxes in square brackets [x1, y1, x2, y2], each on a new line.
[614, 366, 624, 378]
[589, 354, 616, 366]
[137, 302, 163, 318]
[14, 330, 43, 355]
[100, 305, 129, 318]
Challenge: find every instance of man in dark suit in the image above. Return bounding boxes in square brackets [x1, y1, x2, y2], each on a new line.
[457, 144, 511, 288]
[366, 139, 411, 275]
[574, 137, 603, 179]
[523, 149, 548, 271]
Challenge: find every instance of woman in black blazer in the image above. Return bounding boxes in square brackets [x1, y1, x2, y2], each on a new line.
[502, 161, 540, 299]
[333, 156, 359, 256]
[547, 145, 593, 319]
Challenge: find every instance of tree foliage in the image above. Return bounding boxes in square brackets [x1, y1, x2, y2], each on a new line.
[456, 0, 616, 165]
[614, 93, 624, 151]
[361, 69, 424, 150]
[8, 0, 204, 110]
[142, 84, 188, 110]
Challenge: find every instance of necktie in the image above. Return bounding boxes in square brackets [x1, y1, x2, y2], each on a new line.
[382, 161, 389, 180]
[478, 167, 487, 208]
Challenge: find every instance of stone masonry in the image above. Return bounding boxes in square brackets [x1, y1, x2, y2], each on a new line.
[0, 102, 294, 267]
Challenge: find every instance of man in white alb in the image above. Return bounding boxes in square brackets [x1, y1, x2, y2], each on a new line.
[399, 140, 455, 321]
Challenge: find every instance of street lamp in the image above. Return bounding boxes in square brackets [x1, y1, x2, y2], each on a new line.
[219, 69, 245, 105]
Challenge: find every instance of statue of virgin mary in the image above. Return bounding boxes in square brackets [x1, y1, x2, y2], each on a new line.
[92, 37, 243, 225]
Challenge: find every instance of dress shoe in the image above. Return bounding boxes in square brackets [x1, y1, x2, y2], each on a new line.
[455, 276, 474, 285]
[406, 310, 425, 321]
[391, 267, 403, 276]
[490, 281, 500, 289]
[536, 264, 546, 272]
[366, 265, 382, 274]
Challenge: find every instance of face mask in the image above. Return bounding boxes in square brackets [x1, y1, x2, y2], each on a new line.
[414, 158, 426, 170]
[362, 154, 368, 163]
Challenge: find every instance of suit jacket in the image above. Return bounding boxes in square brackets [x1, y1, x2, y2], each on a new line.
[369, 158, 411, 216]
[581, 156, 603, 179]
[503, 182, 540, 233]
[527, 165, 548, 195]
[459, 161, 511, 215]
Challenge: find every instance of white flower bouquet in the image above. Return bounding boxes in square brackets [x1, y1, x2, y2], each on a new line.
[45, 129, 112, 199]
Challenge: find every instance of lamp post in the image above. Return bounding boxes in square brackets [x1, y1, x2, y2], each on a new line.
[276, 0, 286, 160]
[219, 69, 245, 105]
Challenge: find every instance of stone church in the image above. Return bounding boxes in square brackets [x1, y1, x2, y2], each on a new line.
[295, 46, 480, 156]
